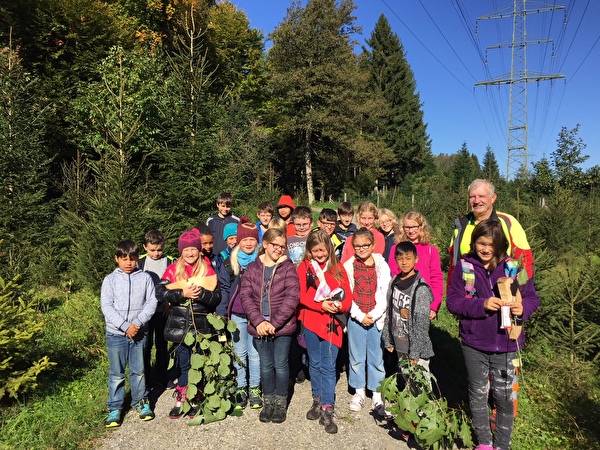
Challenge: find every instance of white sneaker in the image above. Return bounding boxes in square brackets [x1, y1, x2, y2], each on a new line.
[348, 393, 365, 412]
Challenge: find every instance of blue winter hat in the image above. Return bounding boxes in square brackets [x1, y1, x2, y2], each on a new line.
[223, 223, 238, 241]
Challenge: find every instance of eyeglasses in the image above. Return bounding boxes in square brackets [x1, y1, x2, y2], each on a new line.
[353, 243, 372, 251]
[404, 226, 420, 231]
[294, 222, 312, 229]
[268, 242, 286, 252]
[319, 221, 337, 229]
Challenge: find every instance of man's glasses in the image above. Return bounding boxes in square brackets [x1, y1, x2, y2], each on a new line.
[269, 242, 286, 251]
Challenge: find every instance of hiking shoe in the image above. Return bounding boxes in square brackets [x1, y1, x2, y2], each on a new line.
[319, 406, 338, 434]
[260, 395, 275, 423]
[374, 402, 392, 419]
[306, 397, 321, 420]
[348, 393, 365, 412]
[136, 399, 155, 421]
[234, 388, 248, 410]
[249, 386, 263, 409]
[271, 395, 288, 424]
[105, 410, 121, 428]
[295, 369, 306, 383]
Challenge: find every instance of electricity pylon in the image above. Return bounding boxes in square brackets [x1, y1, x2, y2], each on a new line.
[475, 0, 565, 180]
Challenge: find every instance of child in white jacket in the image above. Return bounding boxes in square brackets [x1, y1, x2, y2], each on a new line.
[343, 228, 391, 418]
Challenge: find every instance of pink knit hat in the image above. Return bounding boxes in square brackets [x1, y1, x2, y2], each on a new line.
[178, 228, 202, 254]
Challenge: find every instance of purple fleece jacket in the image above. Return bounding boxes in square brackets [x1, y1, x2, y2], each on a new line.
[446, 254, 539, 353]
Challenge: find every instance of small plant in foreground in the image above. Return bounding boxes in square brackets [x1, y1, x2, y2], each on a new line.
[378, 359, 473, 450]
[167, 313, 240, 425]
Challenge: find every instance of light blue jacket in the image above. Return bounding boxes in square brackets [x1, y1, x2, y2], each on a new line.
[101, 267, 157, 335]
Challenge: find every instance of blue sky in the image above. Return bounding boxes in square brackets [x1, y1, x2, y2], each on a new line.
[232, 0, 600, 176]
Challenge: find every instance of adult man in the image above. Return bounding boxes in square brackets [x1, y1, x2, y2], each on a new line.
[448, 179, 534, 282]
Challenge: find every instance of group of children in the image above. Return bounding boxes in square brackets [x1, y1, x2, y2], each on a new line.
[101, 192, 539, 449]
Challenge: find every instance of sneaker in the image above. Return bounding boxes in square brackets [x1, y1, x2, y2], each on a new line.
[319, 406, 338, 434]
[348, 393, 365, 412]
[374, 402, 392, 419]
[105, 409, 121, 428]
[188, 402, 200, 418]
[306, 397, 321, 420]
[475, 445, 494, 450]
[136, 399, 155, 421]
[249, 386, 263, 409]
[169, 385, 187, 419]
[234, 389, 248, 410]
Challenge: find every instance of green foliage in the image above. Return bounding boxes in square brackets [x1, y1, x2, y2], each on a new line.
[0, 268, 55, 400]
[0, 362, 109, 450]
[534, 254, 600, 363]
[167, 311, 239, 425]
[0, 41, 55, 281]
[363, 14, 433, 184]
[378, 359, 473, 449]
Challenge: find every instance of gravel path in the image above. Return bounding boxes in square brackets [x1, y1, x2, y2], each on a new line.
[97, 373, 412, 450]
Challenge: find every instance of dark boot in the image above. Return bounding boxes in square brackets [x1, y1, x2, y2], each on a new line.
[271, 395, 288, 423]
[319, 405, 338, 434]
[306, 397, 321, 420]
[259, 395, 275, 423]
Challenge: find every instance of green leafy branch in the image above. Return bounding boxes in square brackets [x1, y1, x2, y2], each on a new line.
[378, 360, 473, 450]
[167, 313, 240, 425]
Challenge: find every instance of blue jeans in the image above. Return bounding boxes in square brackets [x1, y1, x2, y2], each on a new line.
[347, 318, 385, 392]
[304, 327, 339, 406]
[106, 331, 148, 410]
[253, 335, 292, 397]
[231, 314, 260, 388]
[462, 345, 517, 450]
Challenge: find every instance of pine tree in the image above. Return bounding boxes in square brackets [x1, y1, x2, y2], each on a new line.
[0, 38, 54, 280]
[363, 14, 433, 185]
[481, 145, 500, 184]
[451, 142, 478, 192]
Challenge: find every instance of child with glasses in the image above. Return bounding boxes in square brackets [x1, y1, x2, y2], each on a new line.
[343, 228, 392, 418]
[240, 228, 300, 424]
[315, 208, 344, 260]
[388, 211, 444, 320]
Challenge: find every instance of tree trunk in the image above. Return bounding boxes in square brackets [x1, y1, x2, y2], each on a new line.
[305, 129, 315, 205]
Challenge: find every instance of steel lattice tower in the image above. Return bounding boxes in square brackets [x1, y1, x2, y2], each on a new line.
[475, 0, 565, 179]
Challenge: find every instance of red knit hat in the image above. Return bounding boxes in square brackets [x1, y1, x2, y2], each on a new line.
[277, 195, 295, 210]
[237, 216, 259, 242]
[178, 228, 202, 254]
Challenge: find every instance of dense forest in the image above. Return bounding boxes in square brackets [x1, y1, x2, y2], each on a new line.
[1, 1, 599, 448]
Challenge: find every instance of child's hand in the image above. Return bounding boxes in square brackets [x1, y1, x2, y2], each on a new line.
[362, 314, 374, 326]
[321, 300, 339, 314]
[510, 301, 524, 317]
[125, 323, 139, 339]
[183, 284, 201, 300]
[256, 321, 275, 336]
[483, 296, 503, 312]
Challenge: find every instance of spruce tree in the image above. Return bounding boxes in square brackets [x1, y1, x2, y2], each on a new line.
[363, 14, 433, 185]
[481, 145, 500, 184]
[0, 40, 54, 280]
